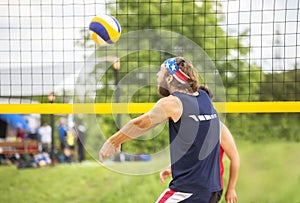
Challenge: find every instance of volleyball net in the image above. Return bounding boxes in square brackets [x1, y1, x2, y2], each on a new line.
[0, 0, 300, 114]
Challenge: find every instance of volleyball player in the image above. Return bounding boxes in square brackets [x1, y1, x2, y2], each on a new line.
[100, 57, 230, 202]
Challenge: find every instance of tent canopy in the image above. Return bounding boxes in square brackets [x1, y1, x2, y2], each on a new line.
[0, 114, 30, 131]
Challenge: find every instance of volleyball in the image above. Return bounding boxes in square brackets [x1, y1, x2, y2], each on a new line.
[89, 14, 121, 46]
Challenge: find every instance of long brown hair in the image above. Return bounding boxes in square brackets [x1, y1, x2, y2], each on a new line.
[167, 56, 200, 93]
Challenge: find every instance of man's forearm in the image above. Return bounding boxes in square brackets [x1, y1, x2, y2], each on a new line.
[108, 131, 132, 148]
[108, 117, 152, 148]
[227, 159, 240, 191]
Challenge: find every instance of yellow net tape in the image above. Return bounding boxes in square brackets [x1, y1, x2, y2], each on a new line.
[0, 102, 299, 114]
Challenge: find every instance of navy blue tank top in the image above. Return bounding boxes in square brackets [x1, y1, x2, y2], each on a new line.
[169, 89, 221, 193]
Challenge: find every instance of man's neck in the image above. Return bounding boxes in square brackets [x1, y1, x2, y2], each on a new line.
[169, 87, 199, 96]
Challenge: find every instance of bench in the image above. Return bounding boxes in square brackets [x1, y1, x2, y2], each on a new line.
[0, 140, 39, 155]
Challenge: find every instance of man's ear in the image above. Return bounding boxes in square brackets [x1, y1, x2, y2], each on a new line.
[166, 75, 174, 84]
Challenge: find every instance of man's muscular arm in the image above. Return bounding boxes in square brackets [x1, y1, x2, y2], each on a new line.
[99, 96, 182, 162]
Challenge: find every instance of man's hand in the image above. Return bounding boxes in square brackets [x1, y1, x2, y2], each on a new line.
[225, 188, 237, 203]
[99, 140, 121, 163]
[159, 167, 172, 184]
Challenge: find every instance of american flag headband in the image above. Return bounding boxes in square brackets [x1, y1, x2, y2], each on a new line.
[163, 58, 190, 84]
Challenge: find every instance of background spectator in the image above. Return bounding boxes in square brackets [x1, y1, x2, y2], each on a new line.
[58, 117, 67, 152]
[38, 122, 52, 153]
[76, 124, 86, 163]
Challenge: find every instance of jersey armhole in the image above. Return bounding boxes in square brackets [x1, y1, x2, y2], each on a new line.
[172, 96, 183, 123]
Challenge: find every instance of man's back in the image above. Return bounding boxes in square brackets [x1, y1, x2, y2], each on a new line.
[169, 89, 221, 194]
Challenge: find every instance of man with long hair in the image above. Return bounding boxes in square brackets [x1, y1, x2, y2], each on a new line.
[100, 57, 237, 202]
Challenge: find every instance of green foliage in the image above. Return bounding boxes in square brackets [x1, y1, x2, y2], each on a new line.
[225, 113, 300, 142]
[219, 60, 262, 101]
[94, 51, 163, 103]
[76, 1, 300, 155]
[91, 0, 263, 152]
[260, 69, 300, 101]
[111, 0, 261, 102]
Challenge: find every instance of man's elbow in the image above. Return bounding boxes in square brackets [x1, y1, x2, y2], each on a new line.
[132, 115, 152, 129]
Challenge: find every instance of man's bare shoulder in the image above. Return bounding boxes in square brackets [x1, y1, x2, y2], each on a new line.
[157, 95, 180, 107]
[156, 96, 182, 122]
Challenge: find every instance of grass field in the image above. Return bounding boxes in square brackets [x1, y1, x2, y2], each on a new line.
[0, 140, 300, 203]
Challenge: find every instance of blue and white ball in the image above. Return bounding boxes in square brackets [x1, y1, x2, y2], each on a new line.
[89, 14, 122, 46]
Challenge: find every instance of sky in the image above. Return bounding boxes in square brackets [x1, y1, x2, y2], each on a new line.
[0, 0, 103, 99]
[222, 0, 299, 72]
[0, 0, 299, 99]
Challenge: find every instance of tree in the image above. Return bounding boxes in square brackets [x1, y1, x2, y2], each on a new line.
[77, 1, 267, 153]
[260, 69, 300, 101]
[101, 0, 262, 152]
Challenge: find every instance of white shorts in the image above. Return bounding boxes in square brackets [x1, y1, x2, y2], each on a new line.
[155, 188, 192, 203]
